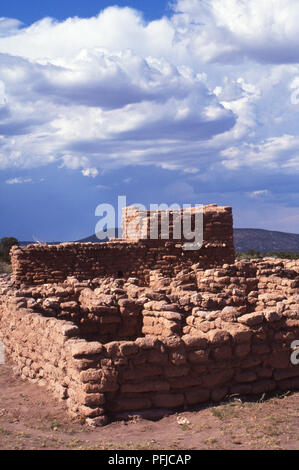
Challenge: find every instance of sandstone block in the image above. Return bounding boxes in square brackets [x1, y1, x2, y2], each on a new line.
[70, 341, 103, 358]
[152, 393, 184, 409]
[238, 312, 264, 326]
[185, 387, 210, 405]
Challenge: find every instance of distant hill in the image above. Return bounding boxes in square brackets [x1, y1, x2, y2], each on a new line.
[76, 235, 103, 243]
[234, 228, 299, 253]
[19, 228, 299, 253]
[20, 241, 59, 246]
[76, 228, 121, 243]
[78, 228, 299, 253]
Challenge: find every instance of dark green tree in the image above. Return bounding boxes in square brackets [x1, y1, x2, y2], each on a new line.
[0, 237, 19, 263]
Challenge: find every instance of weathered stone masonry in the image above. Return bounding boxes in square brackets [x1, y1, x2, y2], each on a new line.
[0, 205, 299, 427]
[10, 204, 234, 287]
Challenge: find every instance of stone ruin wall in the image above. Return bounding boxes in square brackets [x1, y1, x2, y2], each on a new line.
[122, 204, 232, 243]
[10, 204, 234, 287]
[0, 258, 299, 426]
[0, 205, 299, 427]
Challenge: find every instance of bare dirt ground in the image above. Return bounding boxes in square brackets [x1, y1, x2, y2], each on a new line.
[0, 361, 299, 450]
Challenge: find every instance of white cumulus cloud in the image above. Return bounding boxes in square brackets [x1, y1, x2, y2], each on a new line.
[5, 176, 32, 184]
[81, 167, 99, 178]
[0, 1, 299, 180]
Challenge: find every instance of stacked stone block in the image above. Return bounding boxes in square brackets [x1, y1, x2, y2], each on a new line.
[1, 255, 299, 426]
[10, 204, 235, 287]
[1, 205, 299, 426]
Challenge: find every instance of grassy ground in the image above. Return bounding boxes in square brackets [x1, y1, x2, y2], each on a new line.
[0, 362, 298, 450]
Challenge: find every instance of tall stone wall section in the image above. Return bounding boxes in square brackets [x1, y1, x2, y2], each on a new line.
[10, 204, 234, 287]
[122, 204, 233, 246]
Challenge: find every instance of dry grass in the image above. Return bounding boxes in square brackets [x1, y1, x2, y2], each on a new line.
[1, 359, 299, 450]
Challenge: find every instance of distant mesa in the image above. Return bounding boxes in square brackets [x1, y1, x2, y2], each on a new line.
[19, 228, 121, 246]
[76, 228, 121, 243]
[234, 228, 299, 253]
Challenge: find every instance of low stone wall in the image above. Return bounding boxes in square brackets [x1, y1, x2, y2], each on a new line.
[1, 295, 299, 426]
[0, 258, 299, 426]
[10, 241, 234, 287]
[0, 294, 80, 409]
[100, 314, 299, 419]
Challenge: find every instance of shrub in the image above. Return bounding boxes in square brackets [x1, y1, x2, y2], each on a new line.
[0, 237, 19, 263]
[236, 250, 299, 260]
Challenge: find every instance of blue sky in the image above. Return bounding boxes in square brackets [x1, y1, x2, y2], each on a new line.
[1, 0, 299, 241]
[0, 1, 169, 24]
